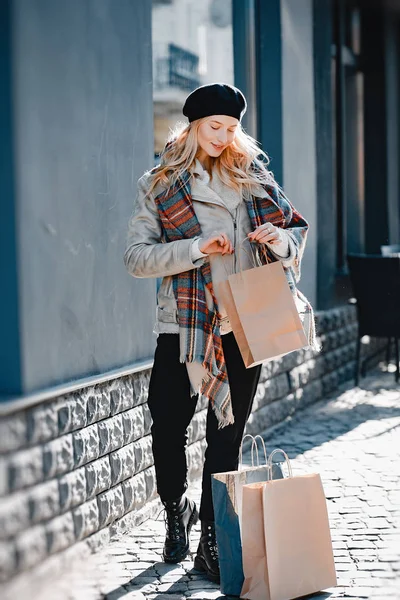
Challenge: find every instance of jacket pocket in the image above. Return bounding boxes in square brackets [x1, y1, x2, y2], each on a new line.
[157, 306, 178, 324]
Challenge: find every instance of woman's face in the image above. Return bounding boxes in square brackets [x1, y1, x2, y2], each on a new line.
[196, 115, 239, 160]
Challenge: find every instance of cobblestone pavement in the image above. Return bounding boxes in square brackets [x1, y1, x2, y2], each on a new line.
[3, 369, 400, 600]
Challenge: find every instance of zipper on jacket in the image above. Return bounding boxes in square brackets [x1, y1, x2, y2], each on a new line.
[192, 193, 240, 273]
[233, 208, 238, 273]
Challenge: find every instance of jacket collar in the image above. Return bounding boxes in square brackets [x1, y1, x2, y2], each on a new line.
[190, 160, 243, 211]
[192, 159, 211, 183]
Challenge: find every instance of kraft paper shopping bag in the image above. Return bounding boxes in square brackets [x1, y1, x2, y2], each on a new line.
[218, 260, 308, 368]
[240, 481, 270, 600]
[241, 449, 337, 600]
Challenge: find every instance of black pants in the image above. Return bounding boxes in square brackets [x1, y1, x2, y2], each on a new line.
[147, 332, 261, 521]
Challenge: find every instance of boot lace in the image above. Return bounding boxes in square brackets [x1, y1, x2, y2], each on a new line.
[207, 525, 219, 561]
[165, 502, 181, 541]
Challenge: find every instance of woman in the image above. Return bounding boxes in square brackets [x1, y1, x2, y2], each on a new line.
[124, 83, 313, 582]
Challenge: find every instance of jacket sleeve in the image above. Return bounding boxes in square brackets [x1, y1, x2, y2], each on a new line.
[124, 176, 206, 278]
[265, 183, 309, 282]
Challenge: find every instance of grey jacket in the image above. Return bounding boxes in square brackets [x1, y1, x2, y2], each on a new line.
[124, 163, 298, 335]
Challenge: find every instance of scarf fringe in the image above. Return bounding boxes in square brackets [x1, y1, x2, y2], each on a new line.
[183, 355, 234, 428]
[211, 392, 235, 429]
[296, 289, 322, 353]
[306, 304, 322, 353]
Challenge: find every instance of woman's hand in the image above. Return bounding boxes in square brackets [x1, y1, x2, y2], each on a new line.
[199, 232, 234, 256]
[248, 223, 284, 245]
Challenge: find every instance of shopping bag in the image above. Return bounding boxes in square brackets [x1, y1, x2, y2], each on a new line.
[218, 255, 308, 368]
[241, 449, 337, 600]
[240, 480, 269, 600]
[211, 435, 283, 597]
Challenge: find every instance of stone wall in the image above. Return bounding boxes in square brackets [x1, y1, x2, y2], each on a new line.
[247, 303, 376, 434]
[0, 304, 387, 583]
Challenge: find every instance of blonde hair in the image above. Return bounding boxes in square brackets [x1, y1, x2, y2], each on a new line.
[147, 118, 276, 197]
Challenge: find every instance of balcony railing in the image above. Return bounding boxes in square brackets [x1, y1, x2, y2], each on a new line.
[154, 43, 200, 93]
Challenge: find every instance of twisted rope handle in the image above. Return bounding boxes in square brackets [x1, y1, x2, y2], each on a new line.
[238, 434, 270, 471]
[220, 234, 271, 279]
[238, 434, 259, 469]
[252, 435, 268, 465]
[267, 448, 293, 479]
[237, 237, 265, 273]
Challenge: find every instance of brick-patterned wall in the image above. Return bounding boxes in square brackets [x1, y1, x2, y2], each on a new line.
[0, 305, 387, 582]
[246, 304, 379, 434]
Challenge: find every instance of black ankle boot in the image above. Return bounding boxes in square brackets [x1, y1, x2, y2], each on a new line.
[162, 496, 199, 563]
[193, 521, 220, 583]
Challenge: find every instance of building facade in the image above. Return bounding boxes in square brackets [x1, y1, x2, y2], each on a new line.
[1, 0, 399, 582]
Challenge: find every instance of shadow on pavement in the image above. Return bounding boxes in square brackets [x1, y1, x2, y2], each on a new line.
[103, 562, 219, 599]
[258, 370, 400, 461]
[102, 563, 338, 600]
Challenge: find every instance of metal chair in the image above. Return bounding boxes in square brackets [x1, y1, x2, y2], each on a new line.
[381, 244, 400, 256]
[380, 245, 400, 366]
[347, 254, 400, 384]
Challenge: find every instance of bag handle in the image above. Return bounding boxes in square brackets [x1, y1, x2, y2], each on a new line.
[220, 238, 260, 280]
[238, 434, 269, 470]
[220, 236, 271, 279]
[237, 237, 264, 273]
[267, 448, 293, 478]
[239, 434, 257, 469]
[252, 434, 268, 464]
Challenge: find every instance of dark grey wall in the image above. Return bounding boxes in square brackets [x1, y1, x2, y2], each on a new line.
[313, 0, 336, 310]
[256, 0, 283, 184]
[1, 0, 22, 395]
[385, 14, 400, 245]
[362, 4, 389, 254]
[11, 0, 155, 394]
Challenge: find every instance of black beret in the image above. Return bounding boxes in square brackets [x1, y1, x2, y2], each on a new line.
[182, 83, 247, 123]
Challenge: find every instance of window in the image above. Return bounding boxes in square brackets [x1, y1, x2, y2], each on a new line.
[152, 0, 234, 159]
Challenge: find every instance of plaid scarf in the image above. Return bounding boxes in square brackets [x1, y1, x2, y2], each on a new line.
[154, 171, 311, 427]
